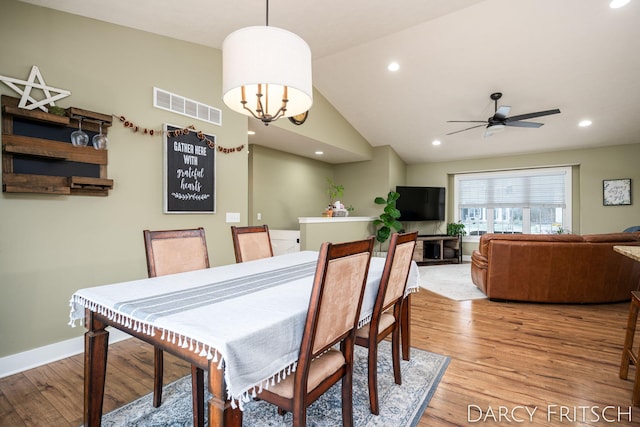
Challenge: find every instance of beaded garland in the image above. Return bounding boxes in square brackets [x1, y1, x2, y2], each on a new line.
[113, 114, 245, 154]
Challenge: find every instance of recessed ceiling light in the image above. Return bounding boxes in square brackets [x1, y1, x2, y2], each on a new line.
[610, 0, 630, 8]
[432, 140, 441, 146]
[578, 119, 592, 127]
[387, 62, 400, 72]
[315, 151, 323, 155]
[248, 130, 256, 135]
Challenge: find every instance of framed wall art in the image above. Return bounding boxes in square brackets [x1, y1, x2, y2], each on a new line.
[164, 124, 216, 213]
[603, 178, 631, 206]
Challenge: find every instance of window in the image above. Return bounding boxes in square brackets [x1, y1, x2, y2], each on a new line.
[454, 167, 572, 239]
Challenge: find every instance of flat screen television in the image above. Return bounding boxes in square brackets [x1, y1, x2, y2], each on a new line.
[395, 186, 445, 221]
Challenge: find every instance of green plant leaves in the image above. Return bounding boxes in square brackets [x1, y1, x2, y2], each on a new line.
[374, 191, 402, 245]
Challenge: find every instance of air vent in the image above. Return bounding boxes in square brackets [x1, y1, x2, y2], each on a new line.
[153, 87, 222, 126]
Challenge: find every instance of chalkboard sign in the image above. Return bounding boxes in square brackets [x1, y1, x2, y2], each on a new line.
[164, 124, 216, 213]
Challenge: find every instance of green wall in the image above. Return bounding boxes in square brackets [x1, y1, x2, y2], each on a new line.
[0, 1, 249, 357]
[270, 89, 373, 161]
[334, 146, 407, 217]
[407, 143, 640, 235]
[0, 1, 378, 359]
[249, 144, 333, 229]
[2, 0, 639, 363]
[249, 145, 406, 230]
[251, 142, 639, 258]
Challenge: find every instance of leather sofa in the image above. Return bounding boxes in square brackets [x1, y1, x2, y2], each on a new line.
[471, 232, 640, 303]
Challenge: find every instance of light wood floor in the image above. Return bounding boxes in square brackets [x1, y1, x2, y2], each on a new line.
[1, 290, 639, 426]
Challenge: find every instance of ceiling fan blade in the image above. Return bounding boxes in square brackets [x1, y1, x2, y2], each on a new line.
[446, 124, 487, 136]
[505, 109, 561, 122]
[505, 121, 544, 128]
[446, 120, 487, 123]
[493, 105, 511, 120]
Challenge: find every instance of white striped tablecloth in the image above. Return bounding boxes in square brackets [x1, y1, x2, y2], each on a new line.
[69, 251, 419, 407]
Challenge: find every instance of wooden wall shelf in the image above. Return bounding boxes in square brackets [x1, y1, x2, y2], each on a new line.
[2, 95, 113, 196]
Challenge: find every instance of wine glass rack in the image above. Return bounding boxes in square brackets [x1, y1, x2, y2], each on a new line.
[1, 95, 114, 196]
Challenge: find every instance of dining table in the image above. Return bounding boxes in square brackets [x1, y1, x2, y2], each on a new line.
[69, 250, 420, 427]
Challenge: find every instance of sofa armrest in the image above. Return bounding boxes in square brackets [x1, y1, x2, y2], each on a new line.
[471, 250, 488, 294]
[471, 249, 488, 269]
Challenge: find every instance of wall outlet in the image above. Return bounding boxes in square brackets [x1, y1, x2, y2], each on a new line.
[257, 213, 262, 220]
[226, 212, 241, 223]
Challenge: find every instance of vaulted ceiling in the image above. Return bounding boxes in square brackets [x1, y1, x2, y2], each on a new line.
[21, 0, 640, 164]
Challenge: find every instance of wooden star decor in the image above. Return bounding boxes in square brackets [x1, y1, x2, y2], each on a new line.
[0, 65, 71, 112]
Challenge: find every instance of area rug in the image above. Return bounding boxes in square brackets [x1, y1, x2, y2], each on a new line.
[419, 263, 487, 301]
[99, 341, 449, 427]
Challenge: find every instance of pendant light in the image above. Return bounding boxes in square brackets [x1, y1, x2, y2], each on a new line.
[222, 0, 313, 125]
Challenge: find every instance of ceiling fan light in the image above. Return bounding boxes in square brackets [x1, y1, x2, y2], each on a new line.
[609, 0, 630, 8]
[222, 26, 313, 124]
[484, 124, 506, 137]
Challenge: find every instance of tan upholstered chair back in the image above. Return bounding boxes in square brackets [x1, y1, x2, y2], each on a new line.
[312, 250, 373, 355]
[143, 228, 210, 277]
[299, 237, 374, 359]
[353, 231, 417, 416]
[231, 225, 274, 263]
[382, 237, 417, 309]
[256, 237, 374, 425]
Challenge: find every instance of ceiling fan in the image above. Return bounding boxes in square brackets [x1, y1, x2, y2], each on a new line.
[447, 92, 560, 137]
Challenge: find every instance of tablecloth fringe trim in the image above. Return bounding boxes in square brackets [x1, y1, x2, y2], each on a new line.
[67, 286, 420, 411]
[231, 344, 341, 410]
[356, 287, 418, 329]
[68, 296, 224, 371]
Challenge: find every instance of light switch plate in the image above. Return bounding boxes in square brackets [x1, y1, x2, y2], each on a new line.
[226, 212, 241, 223]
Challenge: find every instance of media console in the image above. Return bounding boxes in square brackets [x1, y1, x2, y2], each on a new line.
[413, 235, 462, 265]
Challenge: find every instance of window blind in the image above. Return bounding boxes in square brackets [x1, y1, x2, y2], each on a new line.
[458, 169, 567, 208]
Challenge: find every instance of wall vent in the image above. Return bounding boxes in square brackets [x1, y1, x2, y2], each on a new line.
[153, 87, 222, 126]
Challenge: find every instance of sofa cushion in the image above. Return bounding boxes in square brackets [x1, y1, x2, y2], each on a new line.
[471, 232, 640, 303]
[581, 232, 640, 243]
[478, 233, 583, 256]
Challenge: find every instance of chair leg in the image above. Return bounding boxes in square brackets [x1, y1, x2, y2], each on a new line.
[392, 326, 402, 385]
[401, 295, 411, 361]
[342, 367, 354, 427]
[634, 360, 640, 406]
[367, 343, 380, 415]
[153, 346, 163, 408]
[191, 365, 205, 427]
[621, 298, 640, 380]
[292, 397, 307, 427]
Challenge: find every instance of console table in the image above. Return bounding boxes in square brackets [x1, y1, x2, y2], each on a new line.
[413, 235, 462, 265]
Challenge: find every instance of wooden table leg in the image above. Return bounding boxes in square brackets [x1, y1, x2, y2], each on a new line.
[401, 294, 411, 361]
[192, 366, 205, 427]
[208, 360, 242, 427]
[84, 310, 109, 427]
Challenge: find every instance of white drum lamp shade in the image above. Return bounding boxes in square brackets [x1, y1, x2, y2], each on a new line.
[222, 26, 313, 123]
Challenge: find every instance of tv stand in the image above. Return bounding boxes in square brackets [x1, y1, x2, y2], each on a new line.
[413, 235, 462, 265]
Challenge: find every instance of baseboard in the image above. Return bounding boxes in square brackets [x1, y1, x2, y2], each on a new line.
[0, 328, 130, 379]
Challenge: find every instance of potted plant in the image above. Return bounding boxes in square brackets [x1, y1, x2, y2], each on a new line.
[447, 222, 466, 237]
[326, 178, 351, 216]
[326, 178, 344, 206]
[373, 191, 402, 252]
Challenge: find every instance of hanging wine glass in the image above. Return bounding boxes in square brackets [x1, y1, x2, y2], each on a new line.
[92, 121, 108, 150]
[70, 117, 89, 147]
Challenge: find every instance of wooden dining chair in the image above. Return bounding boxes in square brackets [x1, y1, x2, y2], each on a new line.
[355, 231, 418, 415]
[142, 227, 210, 425]
[257, 237, 375, 427]
[230, 224, 274, 263]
